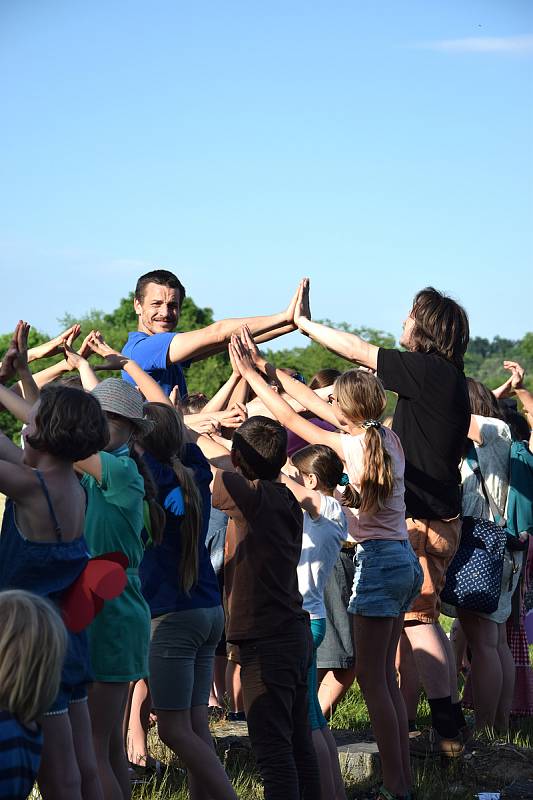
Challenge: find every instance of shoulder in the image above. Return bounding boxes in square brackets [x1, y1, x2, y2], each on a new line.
[475, 415, 512, 447]
[99, 451, 143, 492]
[319, 493, 347, 526]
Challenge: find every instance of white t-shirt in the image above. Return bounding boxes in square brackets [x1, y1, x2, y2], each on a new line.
[297, 493, 349, 619]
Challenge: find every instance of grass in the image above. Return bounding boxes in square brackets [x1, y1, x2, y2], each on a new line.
[126, 681, 533, 800]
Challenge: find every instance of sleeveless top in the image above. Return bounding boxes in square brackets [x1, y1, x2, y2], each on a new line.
[0, 470, 92, 689]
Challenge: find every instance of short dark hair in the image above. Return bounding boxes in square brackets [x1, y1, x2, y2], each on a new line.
[504, 408, 531, 442]
[232, 416, 287, 481]
[26, 385, 110, 461]
[410, 287, 469, 371]
[135, 270, 186, 307]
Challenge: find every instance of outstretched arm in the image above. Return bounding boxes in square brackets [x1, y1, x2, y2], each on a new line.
[230, 335, 344, 460]
[294, 278, 379, 370]
[167, 283, 301, 365]
[240, 325, 339, 427]
[88, 332, 171, 405]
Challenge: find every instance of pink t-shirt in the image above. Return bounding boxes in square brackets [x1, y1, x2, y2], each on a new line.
[340, 428, 408, 543]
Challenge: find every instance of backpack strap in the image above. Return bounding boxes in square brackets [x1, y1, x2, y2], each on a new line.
[466, 445, 507, 527]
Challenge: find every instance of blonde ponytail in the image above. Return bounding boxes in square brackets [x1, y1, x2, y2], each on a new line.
[333, 370, 395, 512]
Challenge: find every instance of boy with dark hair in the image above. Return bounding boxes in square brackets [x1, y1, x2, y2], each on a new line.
[203, 416, 320, 800]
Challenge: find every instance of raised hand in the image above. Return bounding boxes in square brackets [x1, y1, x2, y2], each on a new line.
[13, 320, 31, 374]
[0, 322, 22, 383]
[28, 323, 81, 362]
[293, 278, 311, 327]
[240, 325, 262, 367]
[285, 282, 302, 326]
[503, 361, 525, 390]
[87, 331, 126, 369]
[229, 333, 256, 377]
[63, 342, 87, 372]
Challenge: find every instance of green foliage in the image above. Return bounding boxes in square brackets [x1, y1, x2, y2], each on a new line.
[2, 291, 533, 444]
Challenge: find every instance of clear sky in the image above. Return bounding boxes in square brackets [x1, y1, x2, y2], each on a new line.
[1, 0, 532, 350]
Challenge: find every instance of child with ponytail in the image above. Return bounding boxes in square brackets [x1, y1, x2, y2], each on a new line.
[136, 402, 237, 800]
[231, 328, 423, 800]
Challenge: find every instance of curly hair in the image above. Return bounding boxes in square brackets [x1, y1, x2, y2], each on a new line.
[26, 385, 109, 461]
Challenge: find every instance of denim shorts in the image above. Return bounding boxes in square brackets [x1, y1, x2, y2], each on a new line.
[45, 682, 88, 716]
[348, 539, 423, 617]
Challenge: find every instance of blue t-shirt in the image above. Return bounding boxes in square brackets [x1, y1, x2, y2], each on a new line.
[122, 332, 189, 398]
[139, 443, 221, 615]
[0, 712, 42, 800]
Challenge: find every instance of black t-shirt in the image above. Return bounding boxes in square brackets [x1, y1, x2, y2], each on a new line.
[377, 349, 470, 520]
[212, 470, 306, 641]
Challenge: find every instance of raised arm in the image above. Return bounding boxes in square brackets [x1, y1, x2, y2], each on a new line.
[279, 472, 323, 517]
[167, 283, 301, 365]
[88, 332, 171, 405]
[230, 335, 344, 460]
[240, 325, 339, 427]
[294, 278, 379, 370]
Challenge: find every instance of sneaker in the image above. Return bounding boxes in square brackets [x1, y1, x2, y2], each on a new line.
[409, 727, 464, 758]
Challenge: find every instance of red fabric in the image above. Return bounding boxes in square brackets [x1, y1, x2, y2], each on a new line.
[61, 552, 128, 633]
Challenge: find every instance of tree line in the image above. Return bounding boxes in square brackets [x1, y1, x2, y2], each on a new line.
[1, 292, 531, 440]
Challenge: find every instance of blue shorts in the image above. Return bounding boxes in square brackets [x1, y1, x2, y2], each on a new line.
[348, 539, 423, 618]
[45, 682, 88, 716]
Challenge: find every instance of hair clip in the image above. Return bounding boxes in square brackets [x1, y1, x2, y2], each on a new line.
[339, 473, 350, 486]
[362, 420, 381, 430]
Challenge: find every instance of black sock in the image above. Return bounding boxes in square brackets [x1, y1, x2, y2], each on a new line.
[428, 696, 459, 738]
[452, 701, 467, 730]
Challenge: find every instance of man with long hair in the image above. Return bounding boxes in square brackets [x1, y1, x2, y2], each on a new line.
[292, 280, 470, 757]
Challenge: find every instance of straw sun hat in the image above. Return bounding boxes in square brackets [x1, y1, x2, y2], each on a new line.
[91, 378, 154, 436]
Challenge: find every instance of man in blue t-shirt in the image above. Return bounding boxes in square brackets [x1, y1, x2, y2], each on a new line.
[122, 269, 299, 398]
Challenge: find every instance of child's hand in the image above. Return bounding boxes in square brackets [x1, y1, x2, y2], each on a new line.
[240, 325, 263, 367]
[229, 334, 255, 377]
[503, 360, 525, 391]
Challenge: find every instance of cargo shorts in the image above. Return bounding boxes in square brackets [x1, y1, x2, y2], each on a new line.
[404, 517, 462, 623]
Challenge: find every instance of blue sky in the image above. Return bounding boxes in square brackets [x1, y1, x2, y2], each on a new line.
[1, 0, 531, 350]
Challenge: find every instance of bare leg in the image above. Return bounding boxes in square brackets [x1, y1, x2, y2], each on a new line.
[495, 622, 515, 733]
[320, 726, 348, 800]
[69, 700, 105, 800]
[89, 682, 130, 800]
[402, 621, 452, 699]
[210, 656, 227, 707]
[353, 616, 408, 797]
[317, 667, 356, 719]
[225, 660, 244, 712]
[458, 611, 501, 730]
[38, 714, 83, 800]
[396, 633, 420, 722]
[450, 619, 468, 677]
[125, 679, 151, 766]
[157, 708, 237, 800]
[387, 616, 412, 792]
